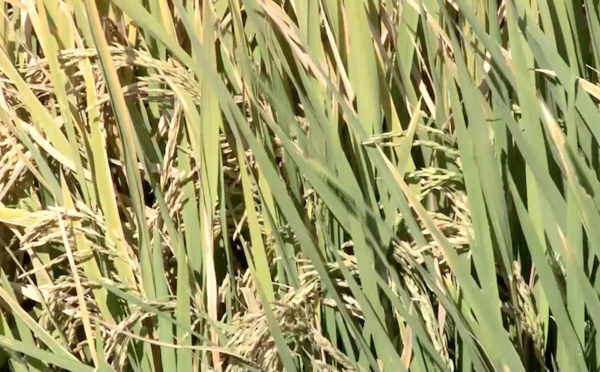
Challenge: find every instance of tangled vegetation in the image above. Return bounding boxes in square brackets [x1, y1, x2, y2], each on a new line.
[1, 0, 600, 371]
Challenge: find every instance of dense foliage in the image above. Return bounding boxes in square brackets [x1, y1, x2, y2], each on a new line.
[2, 0, 600, 371]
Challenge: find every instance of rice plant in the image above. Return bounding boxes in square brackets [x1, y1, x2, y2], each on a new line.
[2, 0, 600, 371]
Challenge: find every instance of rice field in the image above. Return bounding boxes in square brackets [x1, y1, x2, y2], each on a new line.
[1, 0, 600, 371]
